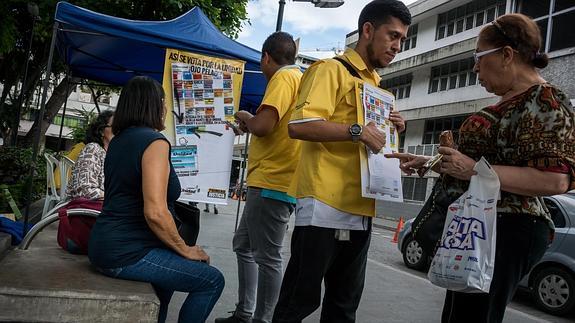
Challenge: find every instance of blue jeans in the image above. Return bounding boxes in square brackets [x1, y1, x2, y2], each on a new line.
[98, 248, 225, 323]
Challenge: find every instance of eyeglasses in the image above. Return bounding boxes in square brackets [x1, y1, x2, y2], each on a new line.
[473, 47, 503, 64]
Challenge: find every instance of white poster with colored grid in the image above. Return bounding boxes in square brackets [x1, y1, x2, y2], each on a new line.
[162, 49, 245, 205]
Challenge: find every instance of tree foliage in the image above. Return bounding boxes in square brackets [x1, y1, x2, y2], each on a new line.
[0, 0, 250, 146]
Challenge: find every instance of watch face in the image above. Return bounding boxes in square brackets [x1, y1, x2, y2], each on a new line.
[350, 124, 362, 135]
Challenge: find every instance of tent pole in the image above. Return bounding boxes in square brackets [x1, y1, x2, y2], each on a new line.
[22, 22, 59, 237]
[234, 134, 249, 232]
[56, 70, 71, 151]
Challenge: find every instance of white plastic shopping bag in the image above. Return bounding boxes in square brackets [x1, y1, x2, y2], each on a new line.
[428, 157, 500, 293]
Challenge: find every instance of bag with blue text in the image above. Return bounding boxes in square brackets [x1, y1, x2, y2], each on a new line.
[427, 157, 500, 293]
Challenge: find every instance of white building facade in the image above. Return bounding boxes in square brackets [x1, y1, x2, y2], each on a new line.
[347, 0, 575, 215]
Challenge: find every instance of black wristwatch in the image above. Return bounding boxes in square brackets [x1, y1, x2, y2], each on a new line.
[349, 123, 363, 143]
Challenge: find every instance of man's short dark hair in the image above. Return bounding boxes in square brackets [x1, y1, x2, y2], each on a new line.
[262, 31, 297, 65]
[358, 0, 412, 36]
[113, 76, 165, 135]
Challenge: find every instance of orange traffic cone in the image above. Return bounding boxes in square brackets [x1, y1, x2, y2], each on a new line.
[231, 192, 238, 200]
[391, 217, 404, 243]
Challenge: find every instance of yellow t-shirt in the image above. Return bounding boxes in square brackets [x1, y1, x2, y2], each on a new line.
[54, 142, 85, 189]
[246, 66, 303, 192]
[288, 48, 380, 217]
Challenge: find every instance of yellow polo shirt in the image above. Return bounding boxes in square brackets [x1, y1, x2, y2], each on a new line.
[289, 49, 380, 217]
[246, 65, 302, 192]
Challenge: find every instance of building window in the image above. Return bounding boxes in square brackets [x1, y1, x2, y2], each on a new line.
[518, 1, 575, 52]
[53, 115, 85, 128]
[99, 95, 111, 105]
[402, 177, 428, 201]
[401, 24, 418, 52]
[436, 0, 506, 40]
[422, 116, 467, 145]
[381, 73, 413, 100]
[429, 58, 477, 94]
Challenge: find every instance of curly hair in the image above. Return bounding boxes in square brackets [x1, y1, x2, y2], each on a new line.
[85, 110, 114, 148]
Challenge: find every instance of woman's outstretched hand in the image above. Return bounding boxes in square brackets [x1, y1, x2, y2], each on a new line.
[437, 147, 477, 180]
[384, 152, 430, 175]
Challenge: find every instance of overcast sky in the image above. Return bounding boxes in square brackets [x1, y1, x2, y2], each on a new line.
[237, 0, 418, 59]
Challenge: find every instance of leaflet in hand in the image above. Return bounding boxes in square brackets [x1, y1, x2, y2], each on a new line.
[360, 83, 403, 202]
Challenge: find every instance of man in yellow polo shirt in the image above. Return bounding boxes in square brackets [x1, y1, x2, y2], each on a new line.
[272, 1, 410, 322]
[216, 32, 302, 323]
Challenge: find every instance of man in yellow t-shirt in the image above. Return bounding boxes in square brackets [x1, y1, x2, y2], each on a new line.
[216, 32, 302, 323]
[272, 1, 411, 322]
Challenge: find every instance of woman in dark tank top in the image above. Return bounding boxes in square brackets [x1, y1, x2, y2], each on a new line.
[88, 76, 224, 323]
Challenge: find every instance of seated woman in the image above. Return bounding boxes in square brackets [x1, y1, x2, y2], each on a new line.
[57, 111, 114, 254]
[66, 110, 114, 200]
[88, 76, 224, 323]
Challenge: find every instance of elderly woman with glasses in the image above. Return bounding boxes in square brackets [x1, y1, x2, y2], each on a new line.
[66, 110, 114, 200]
[387, 13, 575, 323]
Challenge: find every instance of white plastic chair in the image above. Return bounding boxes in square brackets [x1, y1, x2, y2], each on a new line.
[59, 156, 75, 201]
[42, 153, 61, 219]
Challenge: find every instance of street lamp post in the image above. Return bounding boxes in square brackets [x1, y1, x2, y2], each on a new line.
[276, 0, 344, 32]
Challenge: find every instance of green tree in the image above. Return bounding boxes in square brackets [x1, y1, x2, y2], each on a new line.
[0, 0, 250, 147]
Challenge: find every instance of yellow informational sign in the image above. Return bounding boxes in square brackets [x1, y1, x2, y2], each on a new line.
[162, 49, 246, 204]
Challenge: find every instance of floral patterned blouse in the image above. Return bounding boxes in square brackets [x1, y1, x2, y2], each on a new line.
[444, 84, 575, 220]
[66, 142, 106, 200]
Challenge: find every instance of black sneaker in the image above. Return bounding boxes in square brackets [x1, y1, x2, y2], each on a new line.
[214, 207, 219, 214]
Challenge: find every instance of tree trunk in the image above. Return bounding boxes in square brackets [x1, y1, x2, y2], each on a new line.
[21, 76, 80, 146]
[87, 84, 101, 113]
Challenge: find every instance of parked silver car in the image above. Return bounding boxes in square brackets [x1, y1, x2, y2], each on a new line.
[397, 193, 575, 316]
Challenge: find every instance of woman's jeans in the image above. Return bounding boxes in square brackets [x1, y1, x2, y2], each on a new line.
[98, 248, 225, 323]
[441, 214, 551, 323]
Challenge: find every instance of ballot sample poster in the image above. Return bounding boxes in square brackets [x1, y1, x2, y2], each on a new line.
[360, 83, 403, 202]
[162, 49, 245, 204]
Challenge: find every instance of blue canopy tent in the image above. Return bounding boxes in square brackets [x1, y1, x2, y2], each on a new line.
[53, 1, 266, 110]
[24, 2, 265, 233]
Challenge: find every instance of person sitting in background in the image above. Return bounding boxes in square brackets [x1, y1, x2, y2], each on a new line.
[89, 76, 224, 323]
[66, 110, 114, 200]
[57, 111, 114, 254]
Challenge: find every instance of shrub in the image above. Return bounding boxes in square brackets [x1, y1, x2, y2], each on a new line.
[0, 147, 46, 213]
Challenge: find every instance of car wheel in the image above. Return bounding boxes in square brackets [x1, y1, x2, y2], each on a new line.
[402, 235, 429, 271]
[532, 267, 575, 315]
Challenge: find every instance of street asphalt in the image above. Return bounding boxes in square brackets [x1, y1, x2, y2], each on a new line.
[166, 198, 575, 323]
